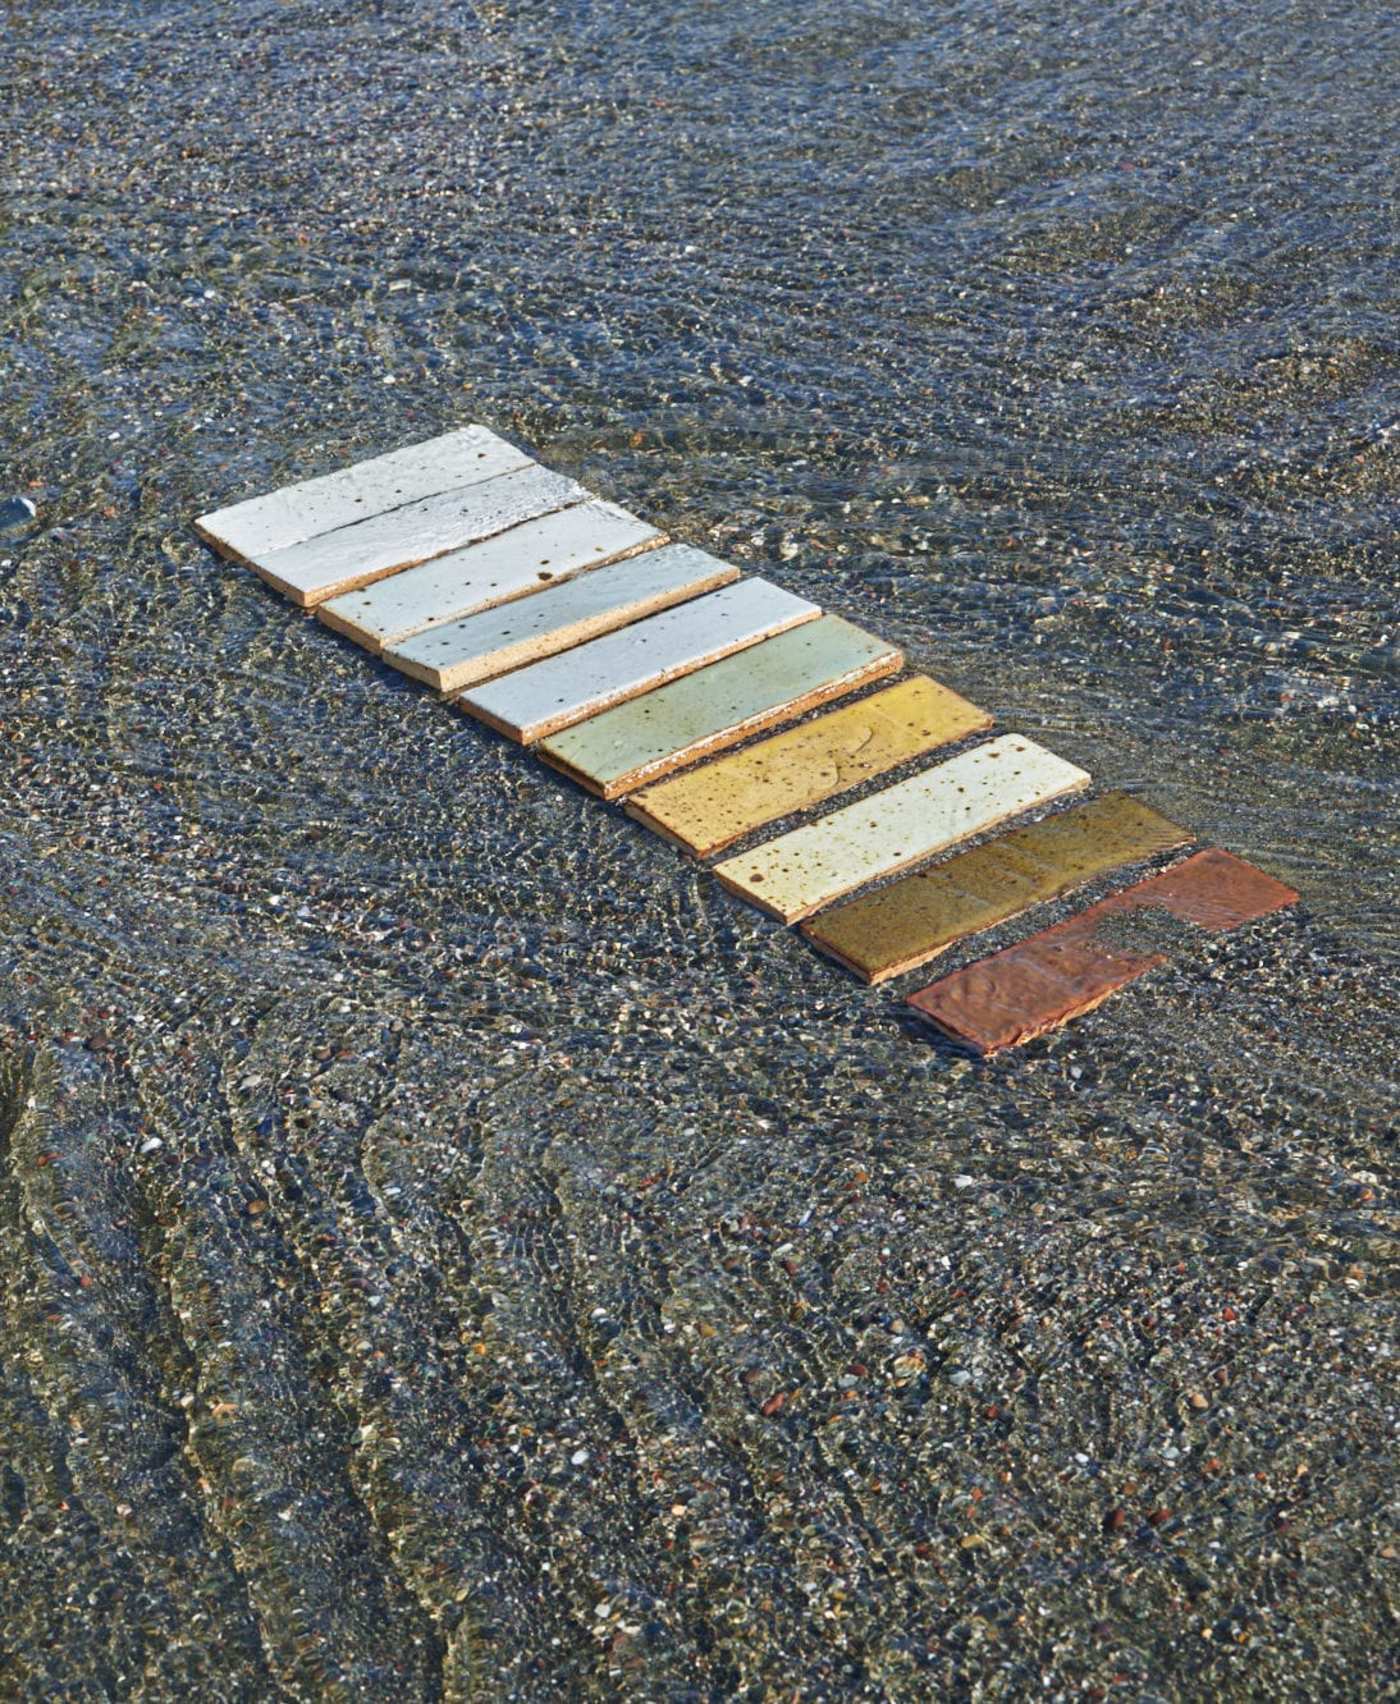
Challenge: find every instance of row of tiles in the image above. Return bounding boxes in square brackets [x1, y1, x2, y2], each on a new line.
[197, 426, 1298, 1053]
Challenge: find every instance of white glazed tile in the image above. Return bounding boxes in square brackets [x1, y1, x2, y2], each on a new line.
[195, 424, 532, 565]
[383, 542, 737, 690]
[251, 463, 589, 607]
[712, 735, 1091, 923]
[456, 578, 822, 744]
[317, 499, 665, 651]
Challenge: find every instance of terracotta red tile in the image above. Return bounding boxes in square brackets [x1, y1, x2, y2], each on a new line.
[907, 848, 1299, 1054]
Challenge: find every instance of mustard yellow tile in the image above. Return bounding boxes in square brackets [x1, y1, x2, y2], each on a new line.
[625, 674, 990, 857]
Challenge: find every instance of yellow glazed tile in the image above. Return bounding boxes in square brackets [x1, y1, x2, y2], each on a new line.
[626, 674, 990, 856]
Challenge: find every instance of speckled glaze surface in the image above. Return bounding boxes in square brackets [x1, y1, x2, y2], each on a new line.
[385, 542, 739, 691]
[714, 735, 1091, 922]
[804, 791, 1192, 981]
[457, 577, 820, 742]
[627, 672, 989, 854]
[542, 614, 901, 799]
[318, 496, 665, 651]
[1, 1, 1396, 1698]
[196, 423, 531, 564]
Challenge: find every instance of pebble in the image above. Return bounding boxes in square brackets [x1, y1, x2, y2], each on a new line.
[0, 495, 36, 537]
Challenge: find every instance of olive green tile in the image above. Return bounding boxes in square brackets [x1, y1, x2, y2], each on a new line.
[802, 792, 1192, 982]
[626, 673, 990, 855]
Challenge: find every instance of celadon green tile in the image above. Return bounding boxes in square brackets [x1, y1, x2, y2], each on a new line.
[539, 615, 901, 800]
[802, 792, 1193, 982]
[625, 672, 990, 854]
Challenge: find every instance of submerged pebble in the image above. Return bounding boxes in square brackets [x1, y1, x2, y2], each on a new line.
[0, 495, 37, 538]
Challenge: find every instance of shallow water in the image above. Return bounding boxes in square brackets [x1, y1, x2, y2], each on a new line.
[1, 2, 1396, 1698]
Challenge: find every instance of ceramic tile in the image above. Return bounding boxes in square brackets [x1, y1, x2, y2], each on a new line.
[250, 462, 588, 608]
[383, 542, 738, 691]
[625, 672, 987, 852]
[541, 616, 901, 801]
[194, 424, 532, 564]
[712, 735, 1090, 924]
[803, 792, 1191, 981]
[456, 578, 821, 744]
[317, 499, 664, 651]
[907, 847, 1299, 1053]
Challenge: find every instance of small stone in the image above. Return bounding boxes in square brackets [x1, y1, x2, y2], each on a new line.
[570, 1448, 590, 1465]
[0, 495, 37, 538]
[1188, 1392, 1209, 1410]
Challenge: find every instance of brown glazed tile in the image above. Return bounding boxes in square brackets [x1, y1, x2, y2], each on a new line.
[802, 792, 1191, 983]
[907, 847, 1299, 1054]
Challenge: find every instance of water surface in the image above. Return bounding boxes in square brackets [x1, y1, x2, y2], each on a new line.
[1, 2, 1395, 1697]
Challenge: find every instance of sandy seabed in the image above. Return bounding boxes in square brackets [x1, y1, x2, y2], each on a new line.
[1, 1, 1395, 1697]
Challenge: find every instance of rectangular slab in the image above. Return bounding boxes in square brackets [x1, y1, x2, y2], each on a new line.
[540, 616, 902, 801]
[382, 542, 739, 691]
[625, 673, 990, 854]
[246, 462, 590, 608]
[194, 424, 533, 564]
[906, 847, 1300, 1054]
[317, 499, 665, 652]
[803, 792, 1192, 982]
[456, 578, 822, 744]
[712, 735, 1091, 924]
